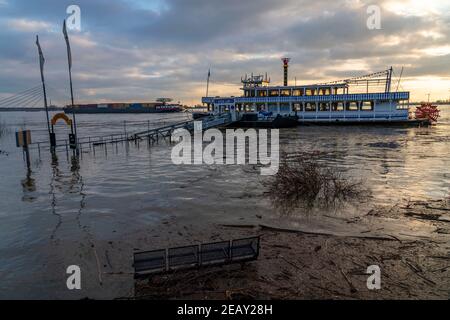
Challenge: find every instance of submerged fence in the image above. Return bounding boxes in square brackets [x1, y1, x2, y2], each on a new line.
[13, 113, 232, 163]
[133, 236, 260, 278]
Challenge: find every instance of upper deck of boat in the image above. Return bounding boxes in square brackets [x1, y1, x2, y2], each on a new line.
[202, 68, 410, 104]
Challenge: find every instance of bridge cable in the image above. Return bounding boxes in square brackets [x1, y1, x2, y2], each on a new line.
[0, 87, 43, 107]
[0, 85, 42, 105]
[0, 90, 43, 108]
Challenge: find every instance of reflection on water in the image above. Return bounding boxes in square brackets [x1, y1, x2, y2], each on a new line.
[21, 169, 36, 202]
[0, 109, 450, 298]
[282, 122, 450, 203]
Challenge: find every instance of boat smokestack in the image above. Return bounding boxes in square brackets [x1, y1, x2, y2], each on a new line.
[281, 57, 290, 86]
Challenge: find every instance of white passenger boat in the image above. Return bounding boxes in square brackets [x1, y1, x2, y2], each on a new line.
[201, 59, 431, 126]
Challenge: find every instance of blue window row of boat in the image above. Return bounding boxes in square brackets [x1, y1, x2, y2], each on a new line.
[202, 92, 409, 104]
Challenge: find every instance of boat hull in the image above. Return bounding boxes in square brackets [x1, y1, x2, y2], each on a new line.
[192, 112, 212, 119]
[228, 115, 299, 128]
[298, 118, 431, 126]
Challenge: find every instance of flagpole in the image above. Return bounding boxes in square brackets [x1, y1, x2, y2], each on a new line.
[63, 20, 78, 153]
[42, 73, 51, 137]
[68, 59, 77, 139]
[35, 35, 51, 139]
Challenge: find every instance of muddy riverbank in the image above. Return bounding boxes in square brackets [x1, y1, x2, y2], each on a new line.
[135, 199, 450, 299]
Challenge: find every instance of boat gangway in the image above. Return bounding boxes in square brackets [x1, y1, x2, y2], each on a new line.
[131, 113, 231, 141]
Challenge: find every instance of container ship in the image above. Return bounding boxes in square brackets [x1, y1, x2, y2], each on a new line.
[64, 98, 182, 114]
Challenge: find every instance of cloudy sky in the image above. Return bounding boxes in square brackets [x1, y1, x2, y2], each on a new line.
[1, 0, 450, 105]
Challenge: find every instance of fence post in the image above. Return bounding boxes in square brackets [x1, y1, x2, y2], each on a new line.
[23, 146, 31, 169]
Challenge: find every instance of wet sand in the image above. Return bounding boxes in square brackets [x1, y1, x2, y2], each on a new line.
[134, 199, 450, 300]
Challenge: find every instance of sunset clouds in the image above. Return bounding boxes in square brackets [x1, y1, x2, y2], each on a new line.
[0, 0, 449, 104]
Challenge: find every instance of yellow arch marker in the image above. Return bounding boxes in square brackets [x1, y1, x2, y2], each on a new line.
[51, 113, 72, 126]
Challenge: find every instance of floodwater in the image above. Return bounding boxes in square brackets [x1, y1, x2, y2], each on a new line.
[0, 108, 449, 299]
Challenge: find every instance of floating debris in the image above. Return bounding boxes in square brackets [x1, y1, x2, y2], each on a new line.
[365, 141, 401, 149]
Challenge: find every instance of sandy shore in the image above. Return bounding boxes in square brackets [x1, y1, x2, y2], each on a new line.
[134, 199, 450, 299]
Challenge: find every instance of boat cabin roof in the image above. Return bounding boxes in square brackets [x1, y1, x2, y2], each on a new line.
[241, 83, 348, 91]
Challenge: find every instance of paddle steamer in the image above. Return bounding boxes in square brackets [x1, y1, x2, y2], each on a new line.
[200, 59, 434, 125]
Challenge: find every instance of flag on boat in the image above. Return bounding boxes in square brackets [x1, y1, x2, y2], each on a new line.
[35, 35, 45, 83]
[208, 68, 210, 78]
[63, 20, 72, 70]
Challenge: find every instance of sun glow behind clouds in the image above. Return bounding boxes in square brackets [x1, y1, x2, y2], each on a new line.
[1, 0, 450, 104]
[421, 46, 450, 57]
[384, 0, 450, 17]
[325, 60, 370, 72]
[403, 76, 450, 101]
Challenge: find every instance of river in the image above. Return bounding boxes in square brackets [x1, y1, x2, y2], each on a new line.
[0, 108, 449, 298]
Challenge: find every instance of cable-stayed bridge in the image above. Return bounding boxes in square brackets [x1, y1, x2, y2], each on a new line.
[0, 85, 61, 111]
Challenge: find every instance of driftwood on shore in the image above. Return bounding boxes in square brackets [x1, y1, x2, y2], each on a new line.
[219, 223, 397, 241]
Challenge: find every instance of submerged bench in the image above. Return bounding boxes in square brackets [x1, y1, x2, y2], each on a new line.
[133, 236, 260, 279]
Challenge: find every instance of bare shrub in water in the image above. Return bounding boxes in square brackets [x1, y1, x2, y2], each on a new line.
[267, 154, 366, 213]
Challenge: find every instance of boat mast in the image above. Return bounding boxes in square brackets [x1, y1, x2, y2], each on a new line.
[206, 68, 211, 98]
[385, 66, 393, 93]
[396, 67, 404, 92]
